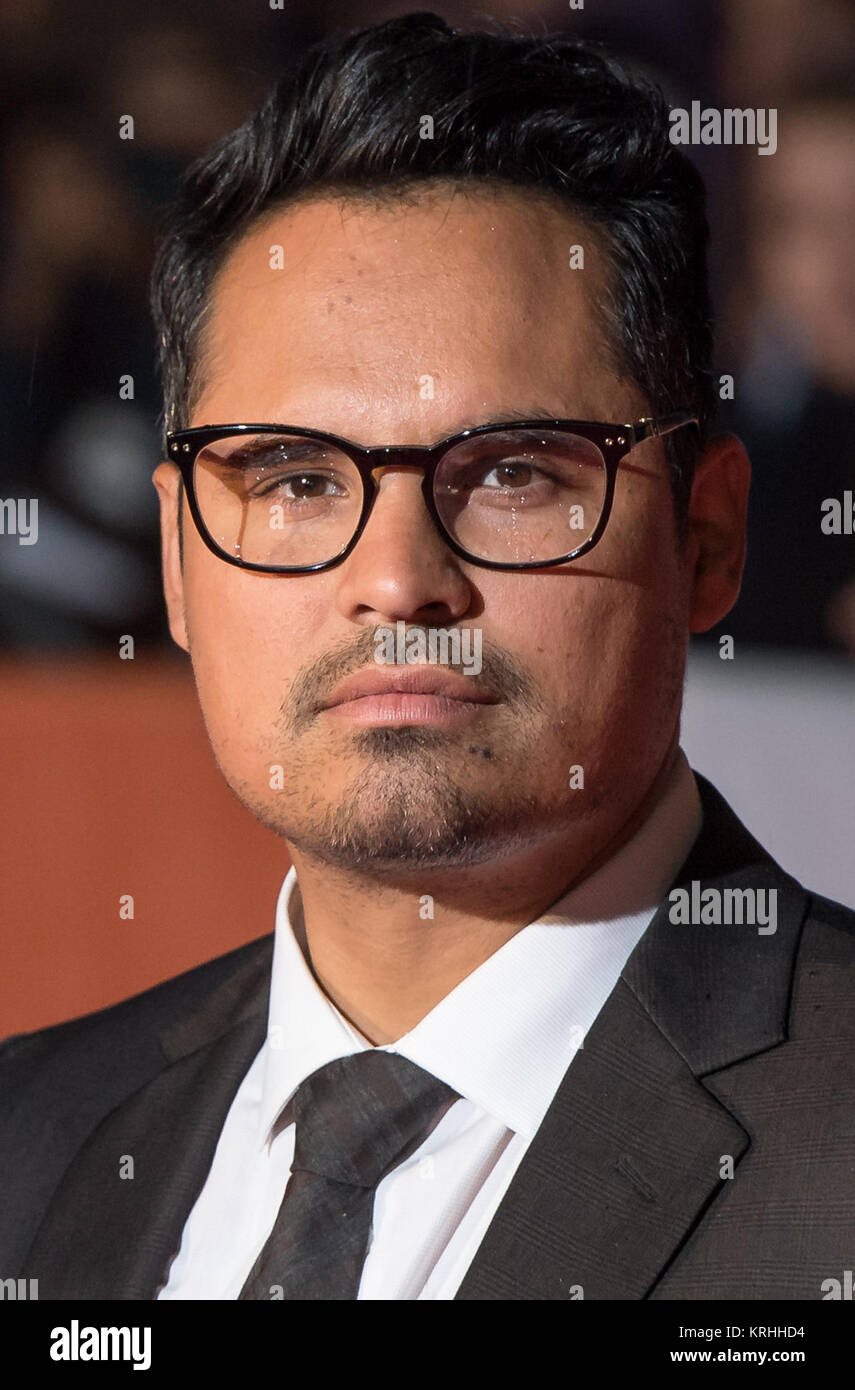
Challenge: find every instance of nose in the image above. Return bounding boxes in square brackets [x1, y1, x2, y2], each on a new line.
[331, 464, 475, 626]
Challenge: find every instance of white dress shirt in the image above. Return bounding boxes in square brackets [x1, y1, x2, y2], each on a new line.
[158, 749, 701, 1300]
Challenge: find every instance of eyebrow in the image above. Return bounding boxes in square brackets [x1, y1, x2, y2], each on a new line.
[190, 407, 588, 454]
[474, 407, 568, 425]
[441, 406, 573, 438]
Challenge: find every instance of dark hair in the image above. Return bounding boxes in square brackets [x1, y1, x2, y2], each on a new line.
[151, 11, 717, 528]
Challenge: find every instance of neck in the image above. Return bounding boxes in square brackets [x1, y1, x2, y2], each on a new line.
[288, 734, 682, 1045]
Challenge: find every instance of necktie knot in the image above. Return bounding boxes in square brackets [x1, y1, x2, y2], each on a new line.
[291, 1050, 459, 1188]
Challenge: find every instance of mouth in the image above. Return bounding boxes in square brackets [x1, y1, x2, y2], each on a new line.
[321, 690, 498, 727]
[318, 667, 501, 727]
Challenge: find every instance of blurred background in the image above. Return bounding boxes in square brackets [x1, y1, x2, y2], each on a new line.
[1, 0, 853, 1035]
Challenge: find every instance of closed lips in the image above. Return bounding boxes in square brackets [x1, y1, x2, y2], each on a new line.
[320, 669, 500, 707]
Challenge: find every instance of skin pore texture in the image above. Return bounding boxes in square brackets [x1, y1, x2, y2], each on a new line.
[153, 183, 749, 1044]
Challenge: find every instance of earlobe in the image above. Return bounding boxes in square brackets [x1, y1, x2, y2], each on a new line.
[152, 462, 190, 653]
[686, 433, 751, 633]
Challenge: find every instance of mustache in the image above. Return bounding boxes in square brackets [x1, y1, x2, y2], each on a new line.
[283, 625, 541, 734]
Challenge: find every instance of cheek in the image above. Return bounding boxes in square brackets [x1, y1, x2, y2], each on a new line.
[492, 511, 685, 722]
[182, 549, 319, 763]
[501, 579, 646, 696]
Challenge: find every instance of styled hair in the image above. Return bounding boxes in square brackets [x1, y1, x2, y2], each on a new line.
[150, 10, 717, 527]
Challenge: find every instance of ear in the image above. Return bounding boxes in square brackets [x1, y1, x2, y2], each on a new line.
[686, 433, 751, 633]
[152, 462, 189, 653]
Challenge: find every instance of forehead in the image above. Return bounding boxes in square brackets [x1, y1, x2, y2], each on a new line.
[191, 183, 629, 429]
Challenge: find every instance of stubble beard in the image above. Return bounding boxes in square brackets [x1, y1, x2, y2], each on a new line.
[224, 721, 556, 872]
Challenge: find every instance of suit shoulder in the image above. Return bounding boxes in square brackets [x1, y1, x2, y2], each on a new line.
[807, 890, 855, 934]
[0, 931, 274, 1081]
[798, 889, 855, 962]
[0, 932, 273, 1272]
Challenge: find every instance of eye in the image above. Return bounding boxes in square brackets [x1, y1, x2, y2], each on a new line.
[249, 470, 348, 501]
[477, 461, 543, 489]
[445, 456, 561, 498]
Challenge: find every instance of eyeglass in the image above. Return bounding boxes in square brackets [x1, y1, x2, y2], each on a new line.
[166, 411, 699, 574]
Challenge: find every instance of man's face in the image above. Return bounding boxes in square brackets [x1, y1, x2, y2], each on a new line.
[154, 185, 706, 874]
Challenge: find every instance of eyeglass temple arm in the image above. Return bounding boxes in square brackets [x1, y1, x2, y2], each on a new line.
[630, 410, 699, 445]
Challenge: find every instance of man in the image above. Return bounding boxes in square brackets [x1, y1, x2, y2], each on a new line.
[2, 14, 853, 1301]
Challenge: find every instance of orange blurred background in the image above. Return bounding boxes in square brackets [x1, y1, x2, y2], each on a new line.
[0, 654, 288, 1035]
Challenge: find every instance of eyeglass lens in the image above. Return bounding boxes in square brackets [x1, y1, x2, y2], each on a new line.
[191, 429, 609, 568]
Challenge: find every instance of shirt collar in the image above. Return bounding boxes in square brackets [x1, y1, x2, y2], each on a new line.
[258, 749, 701, 1147]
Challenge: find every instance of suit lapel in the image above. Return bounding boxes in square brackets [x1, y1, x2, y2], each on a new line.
[455, 775, 810, 1300]
[455, 976, 751, 1300]
[23, 941, 273, 1299]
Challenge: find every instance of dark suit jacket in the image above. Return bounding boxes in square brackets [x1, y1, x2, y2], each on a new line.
[2, 773, 854, 1300]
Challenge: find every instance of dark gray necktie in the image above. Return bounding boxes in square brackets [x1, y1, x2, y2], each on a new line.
[238, 1050, 460, 1300]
